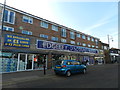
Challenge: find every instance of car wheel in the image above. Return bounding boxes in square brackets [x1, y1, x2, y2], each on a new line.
[82, 69, 86, 74]
[66, 71, 71, 77]
[55, 73, 58, 75]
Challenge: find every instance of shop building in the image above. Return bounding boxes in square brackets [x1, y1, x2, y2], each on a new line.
[109, 48, 120, 63]
[0, 4, 105, 73]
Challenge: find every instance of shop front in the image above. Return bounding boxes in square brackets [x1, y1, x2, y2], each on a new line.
[1, 33, 100, 73]
[0, 52, 48, 73]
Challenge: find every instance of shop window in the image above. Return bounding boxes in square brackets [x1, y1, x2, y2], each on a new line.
[4, 9, 15, 24]
[0, 52, 18, 72]
[33, 54, 46, 70]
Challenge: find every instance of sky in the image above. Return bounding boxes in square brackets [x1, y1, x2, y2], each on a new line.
[0, 0, 119, 48]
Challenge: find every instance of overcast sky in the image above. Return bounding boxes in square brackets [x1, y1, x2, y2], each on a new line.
[0, 0, 119, 48]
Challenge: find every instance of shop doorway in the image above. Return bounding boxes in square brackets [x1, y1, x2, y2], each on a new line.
[17, 53, 34, 71]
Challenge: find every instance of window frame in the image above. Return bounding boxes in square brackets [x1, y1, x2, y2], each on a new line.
[51, 36, 58, 41]
[87, 36, 91, 41]
[76, 33, 81, 38]
[61, 28, 67, 37]
[70, 40, 75, 45]
[40, 21, 48, 28]
[3, 9, 15, 24]
[82, 35, 86, 39]
[52, 25, 58, 31]
[22, 15, 33, 24]
[1, 26, 14, 32]
[40, 34, 48, 39]
[22, 30, 32, 35]
[61, 38, 67, 43]
[70, 32, 75, 39]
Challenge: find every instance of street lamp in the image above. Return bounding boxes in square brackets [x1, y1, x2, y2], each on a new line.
[107, 34, 113, 49]
[0, 0, 6, 56]
[1, 0, 6, 31]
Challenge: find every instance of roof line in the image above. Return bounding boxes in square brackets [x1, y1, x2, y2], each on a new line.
[0, 3, 100, 40]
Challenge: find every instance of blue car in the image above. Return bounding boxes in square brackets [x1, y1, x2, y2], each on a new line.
[54, 60, 87, 77]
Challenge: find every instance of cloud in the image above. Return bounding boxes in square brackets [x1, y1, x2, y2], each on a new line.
[83, 20, 110, 33]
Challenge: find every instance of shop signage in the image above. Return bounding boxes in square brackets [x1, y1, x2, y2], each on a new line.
[37, 40, 99, 54]
[4, 34, 30, 48]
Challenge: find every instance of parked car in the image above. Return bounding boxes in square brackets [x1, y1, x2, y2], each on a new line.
[54, 60, 87, 77]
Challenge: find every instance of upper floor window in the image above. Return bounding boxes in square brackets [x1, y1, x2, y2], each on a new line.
[22, 16, 33, 24]
[52, 25, 58, 31]
[70, 32, 75, 39]
[104, 46, 108, 50]
[91, 38, 94, 42]
[1, 26, 14, 32]
[22, 30, 32, 35]
[51, 36, 58, 41]
[70, 41, 75, 44]
[61, 28, 66, 37]
[76, 33, 81, 38]
[61, 38, 67, 43]
[4, 9, 15, 24]
[82, 35, 86, 39]
[40, 34, 48, 39]
[87, 36, 90, 41]
[96, 46, 98, 48]
[95, 39, 98, 45]
[40, 21, 48, 28]
[82, 43, 86, 46]
[88, 44, 91, 47]
[92, 45, 95, 48]
[77, 42, 81, 45]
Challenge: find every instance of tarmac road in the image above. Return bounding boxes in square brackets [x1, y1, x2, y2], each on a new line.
[2, 63, 119, 89]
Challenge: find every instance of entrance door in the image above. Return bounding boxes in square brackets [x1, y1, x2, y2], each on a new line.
[17, 53, 34, 71]
[26, 54, 34, 70]
[18, 53, 27, 71]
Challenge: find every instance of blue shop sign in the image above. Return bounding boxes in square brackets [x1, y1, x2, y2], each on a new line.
[4, 34, 30, 48]
[37, 40, 99, 54]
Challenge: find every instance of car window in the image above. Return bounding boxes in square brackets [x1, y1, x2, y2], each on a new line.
[66, 61, 73, 65]
[72, 61, 80, 65]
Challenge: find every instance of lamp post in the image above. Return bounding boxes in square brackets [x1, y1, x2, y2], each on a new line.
[107, 34, 113, 49]
[0, 0, 6, 53]
[1, 0, 6, 31]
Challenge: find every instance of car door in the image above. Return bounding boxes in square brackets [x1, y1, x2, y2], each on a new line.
[66, 61, 76, 73]
[74, 61, 83, 73]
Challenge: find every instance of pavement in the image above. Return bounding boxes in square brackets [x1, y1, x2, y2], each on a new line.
[1, 63, 119, 88]
[1, 69, 55, 86]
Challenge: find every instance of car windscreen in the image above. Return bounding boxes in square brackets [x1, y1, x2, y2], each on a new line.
[55, 60, 64, 65]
